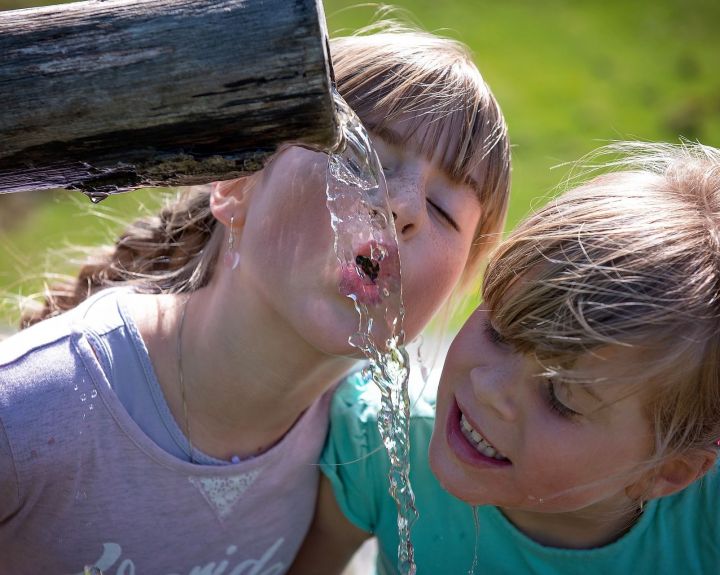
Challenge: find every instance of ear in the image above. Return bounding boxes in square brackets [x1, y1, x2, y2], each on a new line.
[628, 449, 717, 501]
[209, 177, 254, 227]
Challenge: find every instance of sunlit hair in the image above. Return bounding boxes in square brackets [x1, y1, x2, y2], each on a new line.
[19, 21, 510, 327]
[18, 186, 222, 328]
[483, 141, 720, 462]
[332, 21, 510, 281]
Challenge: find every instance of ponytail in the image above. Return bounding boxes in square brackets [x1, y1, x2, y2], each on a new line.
[20, 186, 223, 328]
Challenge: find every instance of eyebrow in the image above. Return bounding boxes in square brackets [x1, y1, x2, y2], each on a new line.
[372, 126, 482, 194]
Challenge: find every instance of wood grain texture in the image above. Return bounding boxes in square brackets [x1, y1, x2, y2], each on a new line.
[0, 0, 339, 195]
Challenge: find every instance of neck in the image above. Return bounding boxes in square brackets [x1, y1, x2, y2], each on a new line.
[500, 500, 642, 550]
[138, 286, 357, 461]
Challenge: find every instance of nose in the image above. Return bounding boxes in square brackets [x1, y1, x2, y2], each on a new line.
[470, 365, 518, 422]
[387, 165, 427, 239]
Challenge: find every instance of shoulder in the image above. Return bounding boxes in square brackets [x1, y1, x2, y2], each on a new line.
[0, 313, 71, 369]
[0, 287, 128, 367]
[0, 314, 76, 405]
[0, 288, 133, 413]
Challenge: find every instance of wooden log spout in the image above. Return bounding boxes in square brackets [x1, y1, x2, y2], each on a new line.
[0, 0, 340, 196]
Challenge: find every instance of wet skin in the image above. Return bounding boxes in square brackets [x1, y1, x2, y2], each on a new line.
[233, 126, 483, 357]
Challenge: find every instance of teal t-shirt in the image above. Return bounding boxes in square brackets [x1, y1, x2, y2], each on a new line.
[321, 373, 720, 575]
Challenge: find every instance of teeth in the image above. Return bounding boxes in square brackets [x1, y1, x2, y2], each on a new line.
[460, 413, 508, 461]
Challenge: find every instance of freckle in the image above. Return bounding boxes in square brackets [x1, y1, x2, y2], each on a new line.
[47, 437, 56, 445]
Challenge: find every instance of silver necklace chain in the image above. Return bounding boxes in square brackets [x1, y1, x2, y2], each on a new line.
[177, 293, 195, 463]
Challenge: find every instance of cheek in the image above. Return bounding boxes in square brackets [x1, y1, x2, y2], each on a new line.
[401, 279, 452, 340]
[400, 245, 467, 332]
[518, 424, 644, 504]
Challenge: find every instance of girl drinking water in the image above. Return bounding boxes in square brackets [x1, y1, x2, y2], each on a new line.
[0, 24, 510, 574]
[293, 141, 720, 574]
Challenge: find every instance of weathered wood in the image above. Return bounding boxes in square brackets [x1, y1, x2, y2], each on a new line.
[0, 0, 339, 196]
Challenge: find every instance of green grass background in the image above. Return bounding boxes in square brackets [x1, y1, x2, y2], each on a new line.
[2, 0, 720, 330]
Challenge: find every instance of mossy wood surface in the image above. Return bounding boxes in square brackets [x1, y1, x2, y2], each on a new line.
[0, 0, 339, 195]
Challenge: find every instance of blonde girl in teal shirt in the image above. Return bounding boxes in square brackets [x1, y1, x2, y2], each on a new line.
[292, 141, 720, 574]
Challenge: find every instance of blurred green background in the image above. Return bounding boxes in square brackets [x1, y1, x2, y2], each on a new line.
[1, 0, 720, 331]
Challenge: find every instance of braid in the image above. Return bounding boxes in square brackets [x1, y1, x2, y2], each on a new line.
[20, 186, 222, 329]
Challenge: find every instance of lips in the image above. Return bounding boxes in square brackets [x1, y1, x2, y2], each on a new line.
[338, 240, 400, 306]
[446, 398, 512, 468]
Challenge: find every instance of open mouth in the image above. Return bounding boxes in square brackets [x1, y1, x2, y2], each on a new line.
[338, 241, 399, 306]
[355, 254, 380, 281]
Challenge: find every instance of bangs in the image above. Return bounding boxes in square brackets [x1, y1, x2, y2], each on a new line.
[340, 63, 506, 199]
[331, 30, 509, 201]
[330, 26, 511, 273]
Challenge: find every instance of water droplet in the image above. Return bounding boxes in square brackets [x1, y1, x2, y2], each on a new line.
[371, 243, 388, 261]
[80, 393, 87, 402]
[468, 505, 480, 575]
[90, 389, 98, 399]
[73, 384, 79, 391]
[82, 190, 110, 204]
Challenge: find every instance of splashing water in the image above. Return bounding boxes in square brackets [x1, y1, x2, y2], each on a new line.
[326, 89, 418, 575]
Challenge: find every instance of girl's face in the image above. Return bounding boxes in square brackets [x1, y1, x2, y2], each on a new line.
[234, 123, 483, 356]
[429, 305, 655, 517]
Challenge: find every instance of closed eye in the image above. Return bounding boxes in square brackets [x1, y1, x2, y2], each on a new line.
[483, 319, 508, 346]
[545, 379, 582, 420]
[427, 199, 459, 231]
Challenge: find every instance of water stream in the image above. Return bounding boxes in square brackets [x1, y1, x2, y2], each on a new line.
[326, 89, 418, 575]
[469, 505, 480, 575]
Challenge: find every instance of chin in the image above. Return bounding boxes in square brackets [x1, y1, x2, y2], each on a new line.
[428, 431, 458, 492]
[305, 322, 368, 359]
[428, 425, 482, 506]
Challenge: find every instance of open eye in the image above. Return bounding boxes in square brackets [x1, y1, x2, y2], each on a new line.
[427, 198, 459, 231]
[545, 379, 581, 420]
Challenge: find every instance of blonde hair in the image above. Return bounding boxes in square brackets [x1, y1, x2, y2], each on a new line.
[20, 186, 222, 328]
[483, 141, 720, 459]
[21, 22, 510, 326]
[332, 22, 510, 281]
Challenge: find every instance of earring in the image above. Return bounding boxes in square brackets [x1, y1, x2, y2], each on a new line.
[223, 215, 240, 270]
